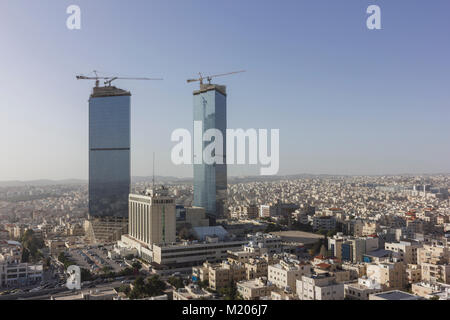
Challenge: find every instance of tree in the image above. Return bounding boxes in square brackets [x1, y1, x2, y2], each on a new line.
[145, 275, 166, 296]
[198, 280, 209, 289]
[178, 225, 194, 240]
[117, 284, 130, 295]
[44, 257, 51, 269]
[81, 268, 93, 282]
[168, 276, 184, 289]
[310, 240, 322, 256]
[125, 254, 135, 260]
[132, 261, 142, 271]
[264, 223, 283, 233]
[326, 230, 337, 238]
[20, 229, 44, 263]
[128, 275, 166, 299]
[218, 283, 238, 300]
[319, 244, 328, 257]
[21, 249, 30, 263]
[118, 267, 134, 277]
[102, 266, 113, 274]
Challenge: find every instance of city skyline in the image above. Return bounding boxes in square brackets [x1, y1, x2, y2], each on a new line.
[1, 0, 450, 305]
[1, 0, 449, 181]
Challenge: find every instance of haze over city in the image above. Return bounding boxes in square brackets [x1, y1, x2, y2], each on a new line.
[1, 0, 450, 309]
[1, 0, 449, 181]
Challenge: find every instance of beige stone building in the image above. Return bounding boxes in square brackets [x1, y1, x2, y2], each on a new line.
[173, 284, 214, 300]
[208, 261, 246, 290]
[341, 262, 367, 279]
[385, 241, 421, 264]
[237, 277, 275, 300]
[411, 281, 450, 298]
[344, 277, 383, 300]
[362, 221, 379, 236]
[421, 263, 450, 284]
[245, 258, 269, 280]
[128, 188, 176, 246]
[296, 273, 344, 300]
[405, 264, 422, 284]
[366, 261, 406, 290]
[268, 259, 312, 290]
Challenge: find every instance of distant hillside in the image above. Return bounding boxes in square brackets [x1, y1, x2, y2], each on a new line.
[0, 179, 87, 187]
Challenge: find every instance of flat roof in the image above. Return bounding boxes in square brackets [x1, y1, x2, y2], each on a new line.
[90, 86, 131, 98]
[193, 84, 226, 96]
[270, 231, 324, 245]
[373, 290, 421, 300]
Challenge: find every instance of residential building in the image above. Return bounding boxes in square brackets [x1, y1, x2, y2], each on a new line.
[173, 284, 214, 300]
[296, 273, 344, 300]
[237, 277, 275, 300]
[268, 259, 312, 291]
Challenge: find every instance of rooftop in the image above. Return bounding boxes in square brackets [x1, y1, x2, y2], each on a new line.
[371, 290, 421, 300]
[90, 86, 131, 98]
[193, 84, 226, 96]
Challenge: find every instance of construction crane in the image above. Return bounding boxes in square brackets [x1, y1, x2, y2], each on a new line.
[186, 70, 245, 86]
[76, 70, 163, 87]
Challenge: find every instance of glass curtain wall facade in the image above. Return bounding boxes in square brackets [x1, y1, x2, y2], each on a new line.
[89, 86, 131, 218]
[193, 84, 227, 222]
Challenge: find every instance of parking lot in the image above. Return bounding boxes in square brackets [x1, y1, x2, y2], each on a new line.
[67, 246, 123, 274]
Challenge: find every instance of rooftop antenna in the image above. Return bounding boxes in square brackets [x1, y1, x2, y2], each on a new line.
[152, 152, 155, 190]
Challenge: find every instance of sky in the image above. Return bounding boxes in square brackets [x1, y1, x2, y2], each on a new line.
[0, 0, 449, 180]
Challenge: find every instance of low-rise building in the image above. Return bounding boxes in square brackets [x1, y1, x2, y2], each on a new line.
[366, 260, 406, 290]
[268, 258, 311, 291]
[173, 284, 214, 300]
[411, 281, 450, 299]
[405, 264, 421, 284]
[237, 277, 275, 300]
[296, 273, 344, 300]
[344, 277, 383, 300]
[369, 290, 422, 300]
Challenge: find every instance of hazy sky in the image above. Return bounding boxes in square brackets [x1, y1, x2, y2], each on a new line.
[0, 0, 449, 180]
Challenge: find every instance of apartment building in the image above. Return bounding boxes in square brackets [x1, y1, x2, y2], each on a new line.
[207, 261, 246, 290]
[417, 241, 450, 284]
[405, 264, 422, 284]
[296, 273, 344, 300]
[312, 216, 336, 231]
[344, 277, 383, 300]
[385, 241, 421, 264]
[366, 261, 406, 290]
[237, 277, 275, 300]
[421, 263, 450, 284]
[173, 284, 214, 300]
[341, 262, 367, 279]
[329, 234, 379, 263]
[417, 243, 449, 265]
[411, 281, 450, 299]
[268, 259, 312, 290]
[245, 258, 269, 280]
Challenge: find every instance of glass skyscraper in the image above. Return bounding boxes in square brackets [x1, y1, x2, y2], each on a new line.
[193, 84, 227, 222]
[89, 86, 131, 218]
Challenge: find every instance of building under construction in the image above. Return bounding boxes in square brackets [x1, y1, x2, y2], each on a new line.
[85, 85, 131, 244]
[77, 73, 162, 244]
